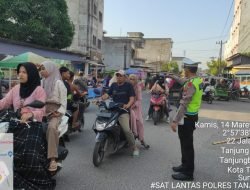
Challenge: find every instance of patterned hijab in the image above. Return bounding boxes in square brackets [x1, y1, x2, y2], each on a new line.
[17, 62, 41, 99]
[41, 61, 62, 98]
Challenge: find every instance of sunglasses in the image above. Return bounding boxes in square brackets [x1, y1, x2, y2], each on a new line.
[129, 78, 135, 80]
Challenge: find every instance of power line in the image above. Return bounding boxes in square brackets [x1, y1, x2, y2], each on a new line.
[174, 36, 227, 44]
[219, 0, 234, 39]
[173, 48, 218, 52]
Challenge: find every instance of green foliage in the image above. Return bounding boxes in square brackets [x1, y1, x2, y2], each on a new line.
[0, 69, 4, 79]
[241, 52, 250, 57]
[207, 59, 227, 76]
[161, 61, 179, 74]
[0, 0, 74, 49]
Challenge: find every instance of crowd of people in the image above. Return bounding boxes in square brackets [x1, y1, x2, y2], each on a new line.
[0, 60, 205, 189]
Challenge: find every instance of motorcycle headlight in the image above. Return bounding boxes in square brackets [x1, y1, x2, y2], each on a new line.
[106, 120, 116, 128]
[96, 122, 106, 131]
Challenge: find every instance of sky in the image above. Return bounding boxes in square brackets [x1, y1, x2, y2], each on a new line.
[104, 0, 234, 69]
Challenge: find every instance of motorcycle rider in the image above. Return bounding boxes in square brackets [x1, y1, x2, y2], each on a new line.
[59, 67, 80, 130]
[68, 71, 87, 100]
[74, 71, 88, 95]
[0, 62, 46, 122]
[129, 74, 149, 149]
[0, 62, 55, 189]
[100, 70, 139, 156]
[146, 74, 169, 122]
[202, 78, 212, 98]
[40, 61, 67, 172]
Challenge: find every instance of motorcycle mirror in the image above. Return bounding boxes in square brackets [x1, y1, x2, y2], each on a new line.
[25, 100, 45, 108]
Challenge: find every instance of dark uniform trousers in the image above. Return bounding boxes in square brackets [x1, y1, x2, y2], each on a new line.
[178, 117, 196, 175]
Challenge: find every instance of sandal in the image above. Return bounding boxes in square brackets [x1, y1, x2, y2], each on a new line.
[48, 161, 58, 172]
[141, 141, 150, 149]
[71, 122, 81, 132]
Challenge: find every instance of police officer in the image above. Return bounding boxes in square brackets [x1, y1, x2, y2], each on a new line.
[167, 62, 203, 181]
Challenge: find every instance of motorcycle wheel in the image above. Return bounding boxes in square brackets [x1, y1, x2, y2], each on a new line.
[93, 141, 105, 167]
[235, 93, 240, 101]
[152, 111, 159, 125]
[207, 97, 213, 104]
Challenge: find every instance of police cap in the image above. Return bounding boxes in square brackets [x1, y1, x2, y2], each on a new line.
[183, 62, 201, 68]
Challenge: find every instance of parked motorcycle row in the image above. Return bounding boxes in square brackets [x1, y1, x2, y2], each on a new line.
[202, 85, 250, 102]
[203, 77, 250, 102]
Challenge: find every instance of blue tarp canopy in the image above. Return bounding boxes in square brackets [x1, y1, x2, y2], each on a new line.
[125, 68, 142, 75]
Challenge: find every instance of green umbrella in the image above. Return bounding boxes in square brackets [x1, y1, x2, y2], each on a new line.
[0, 52, 48, 68]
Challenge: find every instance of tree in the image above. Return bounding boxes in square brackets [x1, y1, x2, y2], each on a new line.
[161, 61, 179, 74]
[207, 59, 227, 76]
[241, 52, 250, 57]
[0, 0, 74, 49]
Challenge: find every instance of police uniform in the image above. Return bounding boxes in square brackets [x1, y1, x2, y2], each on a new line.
[171, 62, 203, 180]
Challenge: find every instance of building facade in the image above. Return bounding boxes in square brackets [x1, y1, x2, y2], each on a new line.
[136, 38, 172, 72]
[66, 0, 104, 74]
[136, 38, 172, 64]
[238, 0, 250, 53]
[224, 0, 250, 60]
[103, 32, 172, 72]
[102, 32, 145, 71]
[102, 37, 133, 70]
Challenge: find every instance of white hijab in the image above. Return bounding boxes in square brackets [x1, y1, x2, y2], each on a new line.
[41, 61, 62, 98]
[109, 73, 118, 87]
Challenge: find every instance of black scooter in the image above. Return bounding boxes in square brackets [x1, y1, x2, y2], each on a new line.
[92, 101, 128, 167]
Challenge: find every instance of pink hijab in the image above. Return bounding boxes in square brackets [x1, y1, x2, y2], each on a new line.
[41, 61, 62, 98]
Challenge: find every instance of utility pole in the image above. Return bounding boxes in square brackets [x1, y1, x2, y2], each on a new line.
[123, 44, 127, 70]
[216, 40, 226, 76]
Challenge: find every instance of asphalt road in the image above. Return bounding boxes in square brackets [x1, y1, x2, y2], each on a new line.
[56, 92, 250, 190]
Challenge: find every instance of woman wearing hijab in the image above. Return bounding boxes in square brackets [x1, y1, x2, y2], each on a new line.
[0, 62, 56, 190]
[129, 74, 149, 149]
[0, 62, 46, 121]
[39, 60, 67, 172]
[109, 73, 117, 87]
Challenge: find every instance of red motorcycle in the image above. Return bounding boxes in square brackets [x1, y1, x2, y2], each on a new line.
[150, 92, 166, 125]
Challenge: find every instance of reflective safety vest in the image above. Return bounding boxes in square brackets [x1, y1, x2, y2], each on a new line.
[184, 77, 203, 115]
